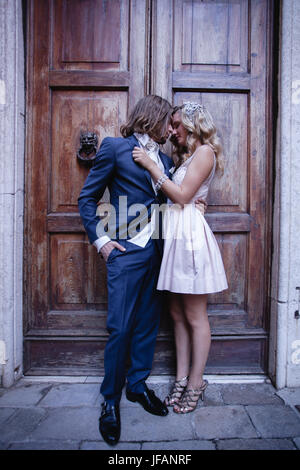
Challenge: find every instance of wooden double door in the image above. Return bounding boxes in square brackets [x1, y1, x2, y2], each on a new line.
[24, 0, 274, 376]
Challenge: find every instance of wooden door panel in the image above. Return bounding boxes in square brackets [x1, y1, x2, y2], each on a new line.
[151, 0, 272, 373]
[52, 0, 129, 70]
[211, 233, 247, 305]
[24, 335, 266, 376]
[24, 0, 149, 373]
[25, 0, 273, 375]
[51, 235, 88, 307]
[61, 1, 121, 64]
[176, 0, 249, 73]
[49, 88, 127, 327]
[174, 91, 248, 212]
[50, 234, 108, 310]
[51, 90, 127, 212]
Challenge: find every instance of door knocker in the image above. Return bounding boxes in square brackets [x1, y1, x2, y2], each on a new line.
[77, 132, 99, 167]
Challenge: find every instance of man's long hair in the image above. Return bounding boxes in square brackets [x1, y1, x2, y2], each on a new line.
[120, 95, 172, 143]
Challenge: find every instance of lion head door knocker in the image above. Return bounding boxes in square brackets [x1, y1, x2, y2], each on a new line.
[77, 132, 99, 167]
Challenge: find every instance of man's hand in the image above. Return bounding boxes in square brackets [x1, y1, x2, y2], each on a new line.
[100, 241, 126, 262]
[194, 198, 207, 216]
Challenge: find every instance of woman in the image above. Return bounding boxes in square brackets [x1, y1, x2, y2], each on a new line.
[132, 102, 228, 414]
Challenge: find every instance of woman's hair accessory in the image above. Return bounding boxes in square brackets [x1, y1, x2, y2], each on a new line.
[183, 101, 204, 119]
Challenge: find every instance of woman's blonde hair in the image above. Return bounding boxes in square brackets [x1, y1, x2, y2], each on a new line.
[120, 95, 172, 143]
[173, 103, 224, 174]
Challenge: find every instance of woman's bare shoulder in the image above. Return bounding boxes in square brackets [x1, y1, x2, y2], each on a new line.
[192, 144, 214, 168]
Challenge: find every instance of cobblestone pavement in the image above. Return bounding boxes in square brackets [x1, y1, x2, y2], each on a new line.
[0, 377, 300, 450]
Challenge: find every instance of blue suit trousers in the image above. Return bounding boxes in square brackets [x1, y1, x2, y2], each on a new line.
[100, 238, 163, 404]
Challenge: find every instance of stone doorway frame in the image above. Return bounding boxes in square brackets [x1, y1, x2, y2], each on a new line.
[1, 0, 299, 388]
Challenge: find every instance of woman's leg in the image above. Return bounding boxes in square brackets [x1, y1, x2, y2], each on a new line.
[169, 293, 191, 380]
[181, 293, 211, 389]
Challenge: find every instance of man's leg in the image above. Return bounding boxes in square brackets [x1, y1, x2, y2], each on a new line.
[126, 252, 162, 393]
[123, 242, 168, 417]
[100, 244, 154, 403]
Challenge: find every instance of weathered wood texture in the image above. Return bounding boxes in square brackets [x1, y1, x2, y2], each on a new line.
[152, 0, 273, 348]
[24, 0, 273, 375]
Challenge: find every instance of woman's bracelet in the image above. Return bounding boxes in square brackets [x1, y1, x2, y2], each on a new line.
[155, 174, 169, 192]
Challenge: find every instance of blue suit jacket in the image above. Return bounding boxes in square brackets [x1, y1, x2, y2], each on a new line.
[78, 134, 173, 246]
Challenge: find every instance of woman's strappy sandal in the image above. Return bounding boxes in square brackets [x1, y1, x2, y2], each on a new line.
[173, 380, 208, 414]
[164, 376, 189, 407]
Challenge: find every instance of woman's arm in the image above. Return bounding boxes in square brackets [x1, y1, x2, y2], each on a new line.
[132, 145, 214, 207]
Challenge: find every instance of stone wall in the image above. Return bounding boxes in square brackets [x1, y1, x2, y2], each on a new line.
[269, 0, 300, 388]
[0, 0, 24, 387]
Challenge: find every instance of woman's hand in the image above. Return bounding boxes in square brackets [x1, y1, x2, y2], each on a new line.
[194, 198, 207, 215]
[132, 146, 156, 171]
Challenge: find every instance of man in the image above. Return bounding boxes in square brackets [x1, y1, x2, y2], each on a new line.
[78, 95, 173, 446]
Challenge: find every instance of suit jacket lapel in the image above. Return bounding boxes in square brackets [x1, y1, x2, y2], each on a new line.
[143, 168, 154, 193]
[126, 134, 155, 196]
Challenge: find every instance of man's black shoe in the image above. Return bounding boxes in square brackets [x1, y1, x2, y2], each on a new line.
[99, 401, 120, 446]
[126, 387, 168, 416]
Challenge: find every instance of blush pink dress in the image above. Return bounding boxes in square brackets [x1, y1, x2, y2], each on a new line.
[157, 153, 228, 294]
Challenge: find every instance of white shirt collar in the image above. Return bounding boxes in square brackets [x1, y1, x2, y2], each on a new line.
[134, 132, 149, 146]
[133, 133, 163, 174]
[134, 133, 158, 150]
